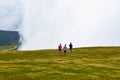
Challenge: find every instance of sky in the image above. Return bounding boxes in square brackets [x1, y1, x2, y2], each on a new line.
[0, 0, 23, 31]
[0, 0, 120, 50]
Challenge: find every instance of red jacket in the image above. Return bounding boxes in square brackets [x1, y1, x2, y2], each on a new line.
[58, 45, 62, 49]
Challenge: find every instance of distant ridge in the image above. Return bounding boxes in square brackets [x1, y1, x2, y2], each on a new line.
[0, 30, 20, 46]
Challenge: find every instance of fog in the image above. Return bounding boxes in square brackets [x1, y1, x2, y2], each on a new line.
[0, 0, 120, 50]
[0, 0, 23, 31]
[20, 0, 120, 50]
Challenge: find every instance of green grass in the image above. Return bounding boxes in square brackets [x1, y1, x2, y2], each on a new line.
[0, 47, 120, 80]
[0, 41, 19, 50]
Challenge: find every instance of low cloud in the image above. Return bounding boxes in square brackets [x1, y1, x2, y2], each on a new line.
[20, 0, 120, 50]
[0, 0, 23, 31]
[0, 0, 120, 50]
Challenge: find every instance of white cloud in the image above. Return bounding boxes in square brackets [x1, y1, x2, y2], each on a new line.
[1, 0, 119, 50]
[0, 0, 23, 31]
[19, 0, 120, 50]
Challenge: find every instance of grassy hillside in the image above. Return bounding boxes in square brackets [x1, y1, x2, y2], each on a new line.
[0, 41, 19, 50]
[0, 47, 120, 80]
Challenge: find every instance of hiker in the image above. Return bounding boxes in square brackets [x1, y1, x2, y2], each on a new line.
[69, 42, 73, 52]
[58, 44, 62, 55]
[63, 44, 67, 55]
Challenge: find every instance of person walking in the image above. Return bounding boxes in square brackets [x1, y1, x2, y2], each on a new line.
[63, 44, 67, 55]
[58, 44, 62, 55]
[69, 42, 73, 53]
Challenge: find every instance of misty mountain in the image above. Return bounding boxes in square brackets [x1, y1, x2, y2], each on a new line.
[0, 30, 20, 46]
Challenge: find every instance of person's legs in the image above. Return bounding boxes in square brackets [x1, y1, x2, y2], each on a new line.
[69, 48, 72, 53]
[64, 50, 66, 55]
[58, 49, 61, 55]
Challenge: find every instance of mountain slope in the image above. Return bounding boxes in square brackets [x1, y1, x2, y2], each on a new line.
[0, 30, 19, 45]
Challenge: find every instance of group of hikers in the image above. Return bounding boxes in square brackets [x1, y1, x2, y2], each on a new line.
[58, 42, 73, 55]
